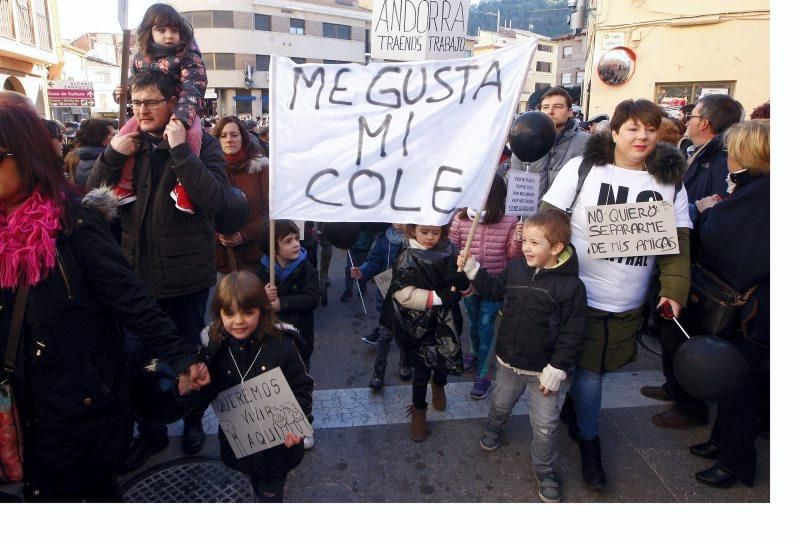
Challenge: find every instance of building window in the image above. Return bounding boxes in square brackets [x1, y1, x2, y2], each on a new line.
[561, 72, 571, 85]
[562, 45, 573, 58]
[256, 54, 270, 71]
[290, 18, 305, 35]
[235, 90, 252, 115]
[212, 11, 233, 28]
[213, 53, 235, 70]
[254, 13, 271, 31]
[535, 82, 549, 92]
[365, 28, 370, 54]
[291, 57, 306, 64]
[655, 81, 735, 117]
[535, 61, 552, 73]
[33, 0, 52, 50]
[261, 93, 269, 115]
[323, 22, 351, 40]
[576, 72, 585, 84]
[96, 71, 111, 84]
[537, 44, 552, 52]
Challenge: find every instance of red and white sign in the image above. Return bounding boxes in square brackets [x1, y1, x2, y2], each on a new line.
[48, 80, 95, 107]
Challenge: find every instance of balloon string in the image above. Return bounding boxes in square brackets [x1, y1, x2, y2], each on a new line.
[348, 250, 367, 315]
[672, 317, 691, 340]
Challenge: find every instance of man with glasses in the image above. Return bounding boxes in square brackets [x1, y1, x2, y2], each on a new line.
[510, 87, 589, 207]
[87, 70, 227, 473]
[641, 93, 744, 429]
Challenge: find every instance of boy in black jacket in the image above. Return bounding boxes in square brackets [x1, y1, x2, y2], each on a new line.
[263, 220, 320, 449]
[457, 209, 587, 503]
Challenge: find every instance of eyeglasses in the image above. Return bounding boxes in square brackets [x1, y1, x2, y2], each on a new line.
[0, 152, 14, 165]
[130, 99, 168, 110]
[687, 115, 704, 121]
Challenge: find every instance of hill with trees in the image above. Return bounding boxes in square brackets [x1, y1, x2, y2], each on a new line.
[468, 0, 572, 38]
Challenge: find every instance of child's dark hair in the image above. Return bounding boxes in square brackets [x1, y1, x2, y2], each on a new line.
[209, 271, 280, 344]
[273, 219, 300, 242]
[137, 3, 195, 54]
[404, 223, 450, 241]
[524, 209, 571, 248]
[457, 175, 506, 224]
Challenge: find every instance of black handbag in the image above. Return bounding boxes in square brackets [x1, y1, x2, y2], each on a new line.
[688, 263, 757, 336]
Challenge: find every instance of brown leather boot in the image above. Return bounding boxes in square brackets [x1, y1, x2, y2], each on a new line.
[431, 383, 446, 411]
[407, 405, 427, 442]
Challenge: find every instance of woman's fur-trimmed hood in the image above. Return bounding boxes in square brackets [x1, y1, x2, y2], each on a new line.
[230, 155, 268, 175]
[582, 130, 686, 189]
[82, 186, 120, 223]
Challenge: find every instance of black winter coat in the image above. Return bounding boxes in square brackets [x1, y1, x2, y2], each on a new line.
[696, 173, 769, 349]
[193, 328, 314, 482]
[380, 239, 467, 375]
[472, 245, 587, 373]
[275, 259, 320, 358]
[74, 146, 105, 188]
[1, 190, 198, 496]
[684, 135, 728, 221]
[86, 132, 228, 298]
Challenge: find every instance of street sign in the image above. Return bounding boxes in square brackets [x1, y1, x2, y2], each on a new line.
[48, 80, 96, 107]
[48, 98, 96, 107]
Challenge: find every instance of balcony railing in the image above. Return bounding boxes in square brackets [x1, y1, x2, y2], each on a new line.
[0, 0, 14, 39]
[34, 0, 51, 50]
[15, 0, 35, 45]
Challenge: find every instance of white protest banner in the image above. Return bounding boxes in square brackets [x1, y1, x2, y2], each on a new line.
[211, 367, 313, 459]
[371, 0, 471, 61]
[269, 42, 536, 226]
[585, 200, 679, 259]
[505, 171, 541, 216]
[373, 268, 393, 299]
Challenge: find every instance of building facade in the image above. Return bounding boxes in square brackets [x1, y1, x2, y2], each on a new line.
[553, 30, 586, 91]
[473, 28, 557, 113]
[0, 0, 61, 115]
[583, 0, 769, 119]
[170, 0, 372, 118]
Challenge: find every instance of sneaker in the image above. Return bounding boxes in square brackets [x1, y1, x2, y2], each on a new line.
[470, 377, 491, 400]
[480, 430, 500, 451]
[303, 434, 315, 450]
[170, 182, 195, 214]
[361, 327, 380, 345]
[536, 473, 562, 503]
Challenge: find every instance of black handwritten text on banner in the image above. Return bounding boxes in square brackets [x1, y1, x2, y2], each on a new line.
[585, 201, 680, 259]
[269, 43, 535, 225]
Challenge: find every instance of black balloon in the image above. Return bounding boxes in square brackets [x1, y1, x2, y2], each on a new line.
[131, 359, 192, 425]
[322, 222, 361, 249]
[674, 335, 749, 402]
[215, 186, 250, 235]
[509, 111, 557, 163]
[360, 222, 390, 234]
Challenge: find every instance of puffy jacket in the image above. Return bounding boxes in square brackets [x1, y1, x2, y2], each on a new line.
[472, 245, 586, 373]
[683, 134, 728, 222]
[2, 189, 198, 497]
[74, 146, 105, 188]
[86, 132, 228, 298]
[215, 156, 269, 274]
[509, 118, 589, 205]
[359, 226, 404, 312]
[194, 327, 314, 482]
[449, 213, 521, 277]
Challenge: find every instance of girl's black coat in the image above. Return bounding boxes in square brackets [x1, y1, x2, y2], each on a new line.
[270, 259, 320, 357]
[472, 246, 587, 373]
[194, 329, 314, 481]
[380, 239, 467, 375]
[1, 191, 197, 493]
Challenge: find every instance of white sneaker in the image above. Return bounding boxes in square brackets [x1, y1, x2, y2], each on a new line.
[303, 434, 315, 450]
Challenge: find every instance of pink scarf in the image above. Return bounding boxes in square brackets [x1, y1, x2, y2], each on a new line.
[0, 192, 62, 288]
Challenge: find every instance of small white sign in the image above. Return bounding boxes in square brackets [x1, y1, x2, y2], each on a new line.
[601, 32, 625, 50]
[505, 171, 541, 215]
[374, 268, 393, 299]
[211, 367, 313, 459]
[585, 200, 679, 259]
[700, 88, 729, 98]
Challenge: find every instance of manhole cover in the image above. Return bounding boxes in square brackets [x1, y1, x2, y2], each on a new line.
[122, 459, 255, 503]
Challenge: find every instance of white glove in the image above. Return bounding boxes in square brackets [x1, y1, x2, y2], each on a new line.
[539, 364, 567, 392]
[430, 291, 443, 307]
[462, 256, 480, 280]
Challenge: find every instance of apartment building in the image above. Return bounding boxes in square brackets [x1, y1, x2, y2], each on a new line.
[53, 41, 120, 121]
[171, 0, 371, 117]
[473, 27, 557, 113]
[0, 0, 61, 115]
[553, 30, 586, 91]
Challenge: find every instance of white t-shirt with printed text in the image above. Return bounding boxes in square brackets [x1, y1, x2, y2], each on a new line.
[542, 157, 692, 313]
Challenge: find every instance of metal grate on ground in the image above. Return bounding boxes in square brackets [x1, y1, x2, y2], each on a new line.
[122, 459, 256, 503]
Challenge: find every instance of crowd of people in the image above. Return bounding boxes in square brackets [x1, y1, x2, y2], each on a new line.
[0, 3, 769, 504]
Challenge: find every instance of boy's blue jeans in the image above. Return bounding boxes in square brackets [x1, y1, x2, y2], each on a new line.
[462, 294, 502, 379]
[570, 366, 603, 440]
[484, 363, 561, 477]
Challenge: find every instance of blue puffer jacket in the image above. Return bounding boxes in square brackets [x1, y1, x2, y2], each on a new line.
[358, 226, 404, 312]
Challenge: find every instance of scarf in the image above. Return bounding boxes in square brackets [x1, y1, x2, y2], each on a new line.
[260, 247, 308, 283]
[0, 191, 62, 289]
[224, 148, 250, 175]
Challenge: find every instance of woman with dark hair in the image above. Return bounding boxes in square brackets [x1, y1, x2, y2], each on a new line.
[71, 119, 117, 187]
[688, 120, 769, 488]
[211, 115, 269, 277]
[449, 175, 522, 399]
[0, 91, 208, 501]
[541, 99, 691, 490]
